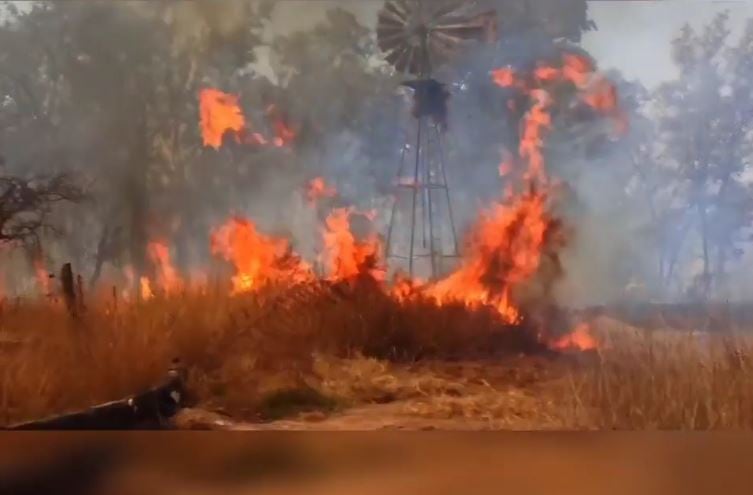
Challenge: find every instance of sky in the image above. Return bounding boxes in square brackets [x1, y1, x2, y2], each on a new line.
[267, 0, 753, 89]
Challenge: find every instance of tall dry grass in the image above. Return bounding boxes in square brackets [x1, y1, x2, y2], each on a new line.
[5, 283, 753, 429]
[563, 321, 753, 429]
[0, 280, 539, 426]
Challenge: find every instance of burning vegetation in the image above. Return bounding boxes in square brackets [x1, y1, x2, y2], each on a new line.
[5, 2, 753, 430]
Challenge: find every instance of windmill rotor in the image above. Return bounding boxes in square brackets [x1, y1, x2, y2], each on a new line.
[377, 0, 498, 76]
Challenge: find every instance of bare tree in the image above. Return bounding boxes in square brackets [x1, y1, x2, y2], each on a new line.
[0, 168, 85, 245]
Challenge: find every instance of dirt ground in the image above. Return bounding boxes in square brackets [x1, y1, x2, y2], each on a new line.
[174, 354, 584, 431]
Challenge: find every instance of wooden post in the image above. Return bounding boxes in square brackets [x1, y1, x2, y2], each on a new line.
[60, 263, 77, 318]
[76, 274, 86, 313]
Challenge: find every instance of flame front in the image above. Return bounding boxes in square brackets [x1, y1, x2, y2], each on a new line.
[211, 216, 312, 294]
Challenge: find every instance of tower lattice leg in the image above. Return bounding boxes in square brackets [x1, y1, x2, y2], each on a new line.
[385, 117, 459, 280]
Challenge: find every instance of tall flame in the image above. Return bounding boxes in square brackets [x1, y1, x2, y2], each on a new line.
[321, 208, 384, 283]
[199, 88, 296, 150]
[147, 241, 182, 295]
[33, 259, 50, 296]
[199, 88, 246, 150]
[427, 187, 560, 324]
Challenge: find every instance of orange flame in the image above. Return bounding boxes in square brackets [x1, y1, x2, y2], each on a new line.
[426, 188, 558, 324]
[199, 89, 297, 150]
[199, 88, 246, 149]
[140, 276, 154, 301]
[267, 104, 296, 148]
[518, 89, 553, 185]
[321, 208, 384, 284]
[551, 323, 597, 352]
[147, 241, 182, 295]
[492, 67, 517, 88]
[211, 216, 312, 294]
[498, 150, 514, 177]
[33, 259, 50, 296]
[307, 177, 337, 206]
[390, 271, 425, 303]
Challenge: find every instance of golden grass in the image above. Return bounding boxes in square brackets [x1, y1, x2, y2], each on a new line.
[564, 320, 753, 429]
[4, 284, 753, 429]
[0, 281, 538, 426]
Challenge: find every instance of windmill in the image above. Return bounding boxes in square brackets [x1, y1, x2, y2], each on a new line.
[378, 0, 497, 279]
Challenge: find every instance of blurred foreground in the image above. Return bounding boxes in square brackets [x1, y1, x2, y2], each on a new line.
[2, 433, 753, 495]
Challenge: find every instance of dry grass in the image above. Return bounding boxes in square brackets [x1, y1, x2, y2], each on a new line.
[0, 280, 539, 426]
[564, 319, 753, 429]
[4, 283, 753, 429]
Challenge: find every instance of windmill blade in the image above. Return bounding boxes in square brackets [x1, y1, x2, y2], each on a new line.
[432, 11, 498, 42]
[384, 43, 409, 69]
[393, 46, 415, 73]
[377, 0, 497, 75]
[377, 29, 410, 53]
[428, 0, 474, 24]
[381, 0, 412, 25]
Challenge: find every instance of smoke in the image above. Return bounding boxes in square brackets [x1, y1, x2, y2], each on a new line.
[4, 0, 752, 308]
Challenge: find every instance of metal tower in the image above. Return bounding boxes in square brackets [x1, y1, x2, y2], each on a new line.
[376, 0, 497, 279]
[385, 81, 459, 279]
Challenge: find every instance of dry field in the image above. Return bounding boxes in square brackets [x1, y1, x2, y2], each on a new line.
[2, 283, 753, 430]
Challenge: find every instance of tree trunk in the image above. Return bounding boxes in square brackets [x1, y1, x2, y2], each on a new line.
[698, 201, 711, 298]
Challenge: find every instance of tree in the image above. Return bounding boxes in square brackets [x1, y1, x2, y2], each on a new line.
[0, 170, 85, 245]
[652, 12, 753, 298]
[0, 1, 273, 288]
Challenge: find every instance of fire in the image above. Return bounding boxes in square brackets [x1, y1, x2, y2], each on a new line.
[33, 259, 50, 296]
[493, 53, 628, 140]
[551, 323, 597, 352]
[307, 177, 337, 206]
[426, 187, 560, 324]
[199, 88, 246, 150]
[321, 208, 384, 283]
[418, 49, 624, 344]
[519, 89, 553, 184]
[140, 276, 154, 301]
[266, 104, 296, 148]
[492, 67, 517, 88]
[211, 216, 312, 294]
[498, 150, 514, 177]
[147, 241, 181, 295]
[390, 271, 424, 303]
[199, 88, 296, 150]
